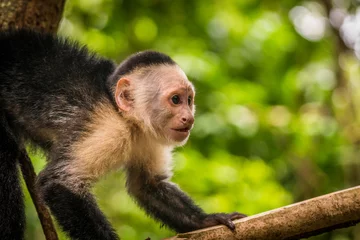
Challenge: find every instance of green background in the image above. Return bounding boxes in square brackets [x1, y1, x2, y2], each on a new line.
[24, 0, 360, 239]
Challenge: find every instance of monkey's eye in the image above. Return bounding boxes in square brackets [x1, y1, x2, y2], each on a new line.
[171, 95, 181, 105]
[188, 96, 192, 105]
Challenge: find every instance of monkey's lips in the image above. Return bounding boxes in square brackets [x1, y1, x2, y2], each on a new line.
[170, 127, 191, 141]
[172, 127, 191, 133]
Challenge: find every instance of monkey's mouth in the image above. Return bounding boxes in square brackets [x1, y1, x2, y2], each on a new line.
[170, 127, 192, 142]
[172, 127, 191, 133]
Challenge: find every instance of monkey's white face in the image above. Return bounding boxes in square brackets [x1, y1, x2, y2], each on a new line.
[153, 66, 195, 145]
[163, 84, 195, 143]
[115, 65, 195, 146]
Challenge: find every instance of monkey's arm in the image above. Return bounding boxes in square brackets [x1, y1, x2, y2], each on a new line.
[126, 168, 245, 233]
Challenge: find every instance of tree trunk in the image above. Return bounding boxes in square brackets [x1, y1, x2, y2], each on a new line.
[0, 0, 65, 33]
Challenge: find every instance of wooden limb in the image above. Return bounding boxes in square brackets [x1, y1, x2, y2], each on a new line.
[168, 186, 360, 240]
[19, 151, 59, 240]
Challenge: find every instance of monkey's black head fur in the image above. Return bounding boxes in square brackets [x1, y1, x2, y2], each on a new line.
[116, 50, 176, 76]
[108, 51, 176, 87]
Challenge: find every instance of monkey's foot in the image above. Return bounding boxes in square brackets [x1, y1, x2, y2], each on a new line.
[200, 212, 247, 231]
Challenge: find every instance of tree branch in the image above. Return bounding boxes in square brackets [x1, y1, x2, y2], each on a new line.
[167, 186, 360, 240]
[19, 151, 59, 240]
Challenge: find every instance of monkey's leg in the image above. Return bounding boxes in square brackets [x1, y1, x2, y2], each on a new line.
[0, 116, 25, 240]
[37, 162, 119, 240]
[126, 168, 245, 233]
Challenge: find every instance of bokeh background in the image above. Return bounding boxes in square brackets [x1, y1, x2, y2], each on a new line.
[24, 0, 360, 239]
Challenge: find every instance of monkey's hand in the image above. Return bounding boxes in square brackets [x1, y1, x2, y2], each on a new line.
[200, 212, 247, 231]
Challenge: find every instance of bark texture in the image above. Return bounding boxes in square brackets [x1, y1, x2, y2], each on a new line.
[168, 186, 360, 240]
[0, 0, 65, 33]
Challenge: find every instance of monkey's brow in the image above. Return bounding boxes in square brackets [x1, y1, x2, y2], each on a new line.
[178, 87, 192, 91]
[187, 85, 195, 93]
[171, 87, 194, 94]
[188, 82, 195, 91]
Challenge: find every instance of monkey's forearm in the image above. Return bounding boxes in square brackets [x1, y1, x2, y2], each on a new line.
[127, 175, 244, 233]
[129, 179, 207, 233]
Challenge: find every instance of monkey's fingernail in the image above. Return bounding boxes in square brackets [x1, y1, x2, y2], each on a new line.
[227, 221, 235, 230]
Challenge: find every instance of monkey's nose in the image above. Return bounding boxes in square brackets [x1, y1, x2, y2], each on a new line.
[182, 116, 194, 125]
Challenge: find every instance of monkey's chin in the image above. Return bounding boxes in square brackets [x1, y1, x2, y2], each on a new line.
[169, 129, 190, 144]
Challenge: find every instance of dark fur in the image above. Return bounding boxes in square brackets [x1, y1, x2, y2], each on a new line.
[108, 50, 176, 87]
[0, 29, 243, 240]
[0, 113, 25, 240]
[126, 167, 207, 232]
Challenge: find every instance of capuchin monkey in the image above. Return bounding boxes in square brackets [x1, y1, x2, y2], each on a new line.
[0, 29, 246, 240]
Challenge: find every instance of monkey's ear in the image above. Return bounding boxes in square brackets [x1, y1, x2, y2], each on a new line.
[115, 78, 132, 112]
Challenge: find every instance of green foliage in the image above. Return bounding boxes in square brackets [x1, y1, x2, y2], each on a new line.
[24, 0, 360, 239]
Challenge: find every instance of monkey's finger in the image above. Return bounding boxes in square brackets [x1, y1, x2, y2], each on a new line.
[224, 219, 236, 230]
[229, 212, 247, 220]
[213, 215, 236, 231]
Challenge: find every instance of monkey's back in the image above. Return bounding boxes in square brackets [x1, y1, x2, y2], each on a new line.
[0, 30, 116, 149]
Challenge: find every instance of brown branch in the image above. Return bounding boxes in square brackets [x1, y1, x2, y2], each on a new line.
[19, 151, 59, 240]
[167, 186, 360, 240]
[0, 1, 66, 239]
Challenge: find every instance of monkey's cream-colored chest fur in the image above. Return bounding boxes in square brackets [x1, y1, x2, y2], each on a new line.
[69, 102, 173, 182]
